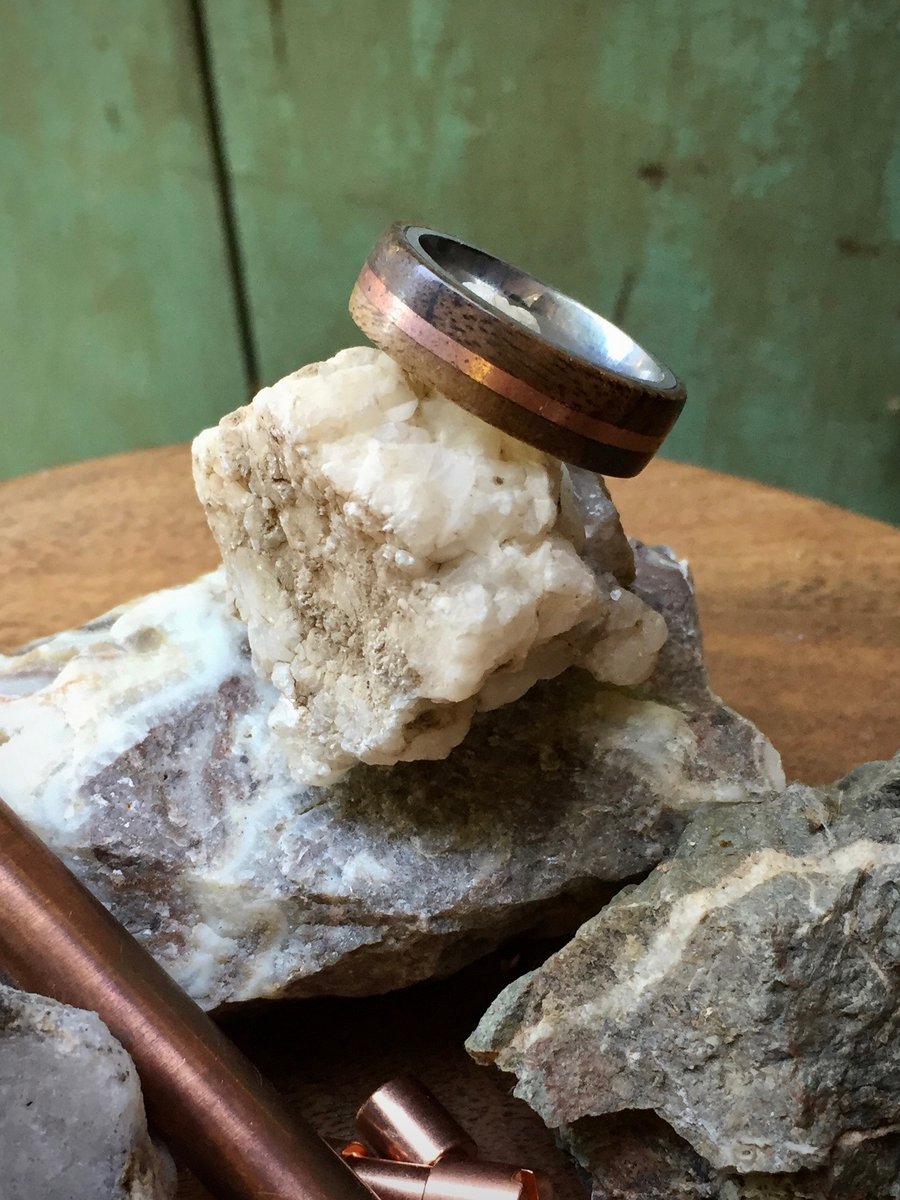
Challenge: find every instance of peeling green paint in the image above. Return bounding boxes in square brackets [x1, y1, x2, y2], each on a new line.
[0, 0, 246, 479]
[1, 1, 898, 522]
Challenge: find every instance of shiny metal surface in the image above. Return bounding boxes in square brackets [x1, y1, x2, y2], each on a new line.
[424, 1162, 548, 1200]
[345, 1158, 430, 1200]
[357, 1075, 477, 1164]
[345, 1158, 553, 1200]
[0, 793, 375, 1200]
[411, 228, 673, 388]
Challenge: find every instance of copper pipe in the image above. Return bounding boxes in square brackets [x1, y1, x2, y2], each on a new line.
[345, 1158, 429, 1200]
[345, 1157, 553, 1200]
[0, 793, 374, 1200]
[423, 1163, 551, 1200]
[357, 1075, 477, 1164]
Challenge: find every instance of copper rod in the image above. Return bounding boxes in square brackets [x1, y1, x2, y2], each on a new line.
[356, 1075, 477, 1164]
[343, 1158, 429, 1200]
[0, 793, 374, 1200]
[343, 1157, 552, 1200]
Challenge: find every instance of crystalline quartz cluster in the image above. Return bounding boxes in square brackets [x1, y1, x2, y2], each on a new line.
[193, 346, 666, 784]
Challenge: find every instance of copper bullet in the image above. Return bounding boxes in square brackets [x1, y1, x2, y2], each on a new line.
[357, 1075, 477, 1164]
[345, 1156, 553, 1200]
[0, 793, 374, 1200]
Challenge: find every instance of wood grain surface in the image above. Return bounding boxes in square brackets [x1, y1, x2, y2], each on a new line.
[1, 446, 895, 783]
[350, 225, 686, 469]
[0, 449, 897, 1198]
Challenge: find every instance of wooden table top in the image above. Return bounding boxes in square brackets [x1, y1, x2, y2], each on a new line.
[2, 446, 897, 782]
[1, 447, 898, 1198]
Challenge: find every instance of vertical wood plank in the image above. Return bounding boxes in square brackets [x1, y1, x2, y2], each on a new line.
[204, 0, 899, 521]
[0, 0, 247, 479]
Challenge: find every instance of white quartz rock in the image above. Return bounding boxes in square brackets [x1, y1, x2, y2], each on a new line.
[0, 984, 175, 1200]
[0, 545, 782, 1011]
[193, 346, 665, 784]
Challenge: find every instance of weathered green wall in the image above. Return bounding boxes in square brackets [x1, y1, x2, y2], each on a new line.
[0, 1, 245, 475]
[2, 0, 898, 521]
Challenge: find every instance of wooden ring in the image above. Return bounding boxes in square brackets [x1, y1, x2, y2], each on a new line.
[349, 223, 686, 475]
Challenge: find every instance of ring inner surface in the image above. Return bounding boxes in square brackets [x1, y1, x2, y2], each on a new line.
[411, 228, 672, 388]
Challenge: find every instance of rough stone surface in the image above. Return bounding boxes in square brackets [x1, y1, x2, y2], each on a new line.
[0, 984, 175, 1200]
[560, 1111, 900, 1200]
[469, 755, 900, 1179]
[0, 543, 781, 1011]
[192, 346, 665, 783]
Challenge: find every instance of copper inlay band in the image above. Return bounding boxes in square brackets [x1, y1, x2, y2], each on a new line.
[355, 266, 663, 456]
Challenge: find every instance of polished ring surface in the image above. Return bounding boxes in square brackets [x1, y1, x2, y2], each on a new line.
[349, 223, 686, 475]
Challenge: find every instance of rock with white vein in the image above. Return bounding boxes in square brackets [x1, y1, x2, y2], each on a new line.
[0, 540, 781, 1010]
[192, 346, 666, 783]
[0, 984, 175, 1200]
[468, 754, 900, 1180]
[559, 1110, 900, 1200]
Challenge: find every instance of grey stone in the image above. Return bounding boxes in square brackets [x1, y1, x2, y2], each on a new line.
[0, 984, 175, 1200]
[0, 544, 781, 1010]
[469, 755, 900, 1179]
[560, 1112, 900, 1200]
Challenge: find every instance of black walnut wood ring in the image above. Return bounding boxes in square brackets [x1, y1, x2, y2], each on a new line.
[349, 223, 686, 475]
